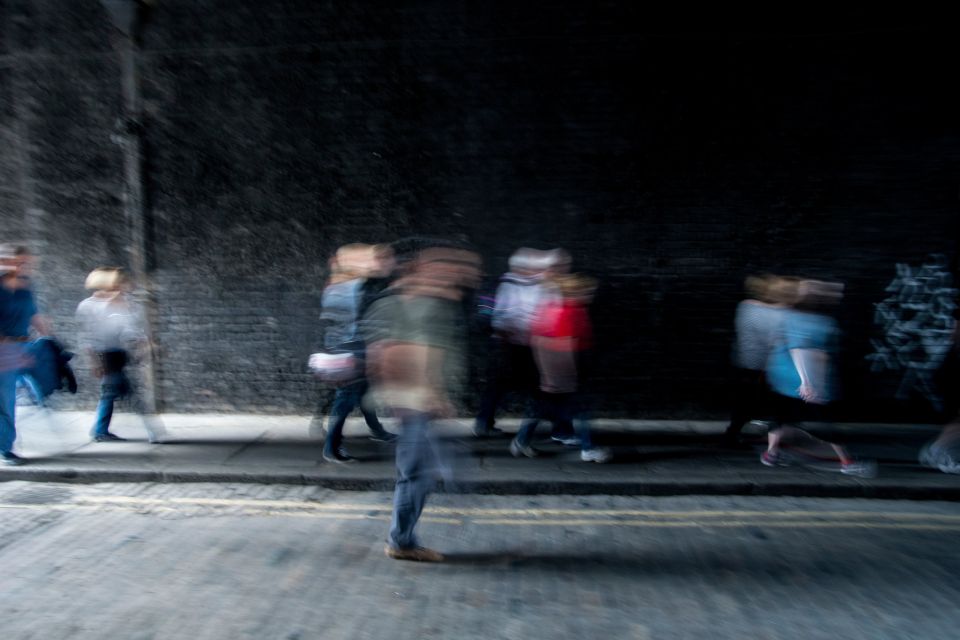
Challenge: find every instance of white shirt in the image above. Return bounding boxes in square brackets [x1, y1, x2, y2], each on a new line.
[76, 294, 145, 352]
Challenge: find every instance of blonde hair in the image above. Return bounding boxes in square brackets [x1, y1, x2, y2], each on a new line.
[765, 276, 802, 306]
[85, 267, 128, 291]
[328, 244, 375, 285]
[555, 273, 598, 298]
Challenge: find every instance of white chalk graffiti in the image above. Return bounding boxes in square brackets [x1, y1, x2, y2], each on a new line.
[867, 255, 957, 410]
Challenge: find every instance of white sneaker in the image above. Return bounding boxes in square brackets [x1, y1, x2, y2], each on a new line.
[510, 439, 538, 458]
[144, 417, 168, 444]
[580, 447, 612, 463]
[938, 458, 960, 474]
[840, 459, 877, 478]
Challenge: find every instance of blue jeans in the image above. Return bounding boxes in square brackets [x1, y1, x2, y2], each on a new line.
[17, 374, 44, 407]
[92, 371, 131, 438]
[323, 380, 386, 456]
[515, 392, 593, 451]
[389, 411, 435, 550]
[0, 368, 18, 455]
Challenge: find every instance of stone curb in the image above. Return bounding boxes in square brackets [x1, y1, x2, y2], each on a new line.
[2, 467, 958, 501]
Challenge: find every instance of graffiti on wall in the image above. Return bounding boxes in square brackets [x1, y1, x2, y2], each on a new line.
[867, 255, 957, 411]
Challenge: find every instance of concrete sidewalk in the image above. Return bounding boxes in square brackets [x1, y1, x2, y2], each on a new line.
[2, 409, 958, 499]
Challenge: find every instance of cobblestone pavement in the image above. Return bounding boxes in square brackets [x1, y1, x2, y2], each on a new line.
[0, 482, 958, 639]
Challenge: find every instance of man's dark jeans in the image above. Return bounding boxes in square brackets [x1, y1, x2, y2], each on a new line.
[323, 379, 387, 456]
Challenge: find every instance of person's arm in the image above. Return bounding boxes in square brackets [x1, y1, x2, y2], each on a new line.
[75, 302, 101, 377]
[490, 281, 513, 335]
[30, 314, 51, 337]
[85, 348, 103, 378]
[790, 348, 828, 404]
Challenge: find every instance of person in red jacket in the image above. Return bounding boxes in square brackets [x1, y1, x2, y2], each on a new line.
[510, 274, 612, 463]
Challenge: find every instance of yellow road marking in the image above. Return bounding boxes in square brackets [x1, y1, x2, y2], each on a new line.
[72, 497, 960, 521]
[1, 500, 958, 531]
[469, 519, 960, 531]
[0, 503, 462, 524]
[270, 512, 462, 525]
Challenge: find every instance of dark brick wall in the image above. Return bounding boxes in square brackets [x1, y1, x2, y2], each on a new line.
[1, 2, 957, 417]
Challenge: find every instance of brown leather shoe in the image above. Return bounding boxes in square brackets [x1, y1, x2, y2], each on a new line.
[384, 545, 444, 562]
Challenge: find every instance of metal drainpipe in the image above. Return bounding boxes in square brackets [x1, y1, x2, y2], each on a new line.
[102, 0, 161, 413]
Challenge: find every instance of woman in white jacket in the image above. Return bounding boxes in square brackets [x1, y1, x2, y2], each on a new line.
[76, 268, 163, 443]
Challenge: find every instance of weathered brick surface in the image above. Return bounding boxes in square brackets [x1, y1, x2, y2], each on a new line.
[0, 3, 957, 416]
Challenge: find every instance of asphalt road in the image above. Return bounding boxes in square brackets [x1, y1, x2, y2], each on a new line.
[0, 481, 958, 639]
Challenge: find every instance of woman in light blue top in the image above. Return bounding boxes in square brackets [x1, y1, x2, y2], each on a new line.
[761, 279, 875, 477]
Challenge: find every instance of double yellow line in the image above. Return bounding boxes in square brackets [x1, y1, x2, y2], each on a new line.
[2, 495, 959, 531]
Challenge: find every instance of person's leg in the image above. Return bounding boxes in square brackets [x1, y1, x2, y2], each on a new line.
[550, 422, 576, 439]
[828, 442, 853, 465]
[765, 425, 789, 455]
[517, 344, 566, 440]
[510, 391, 542, 457]
[354, 380, 394, 440]
[921, 418, 960, 473]
[512, 418, 539, 448]
[0, 365, 19, 456]
[541, 393, 572, 440]
[388, 411, 439, 557]
[324, 383, 360, 459]
[140, 409, 168, 444]
[553, 387, 587, 446]
[516, 388, 546, 445]
[795, 400, 847, 463]
[474, 338, 508, 436]
[122, 366, 167, 444]
[362, 405, 394, 440]
[18, 374, 45, 407]
[548, 399, 576, 439]
[561, 393, 611, 462]
[931, 420, 960, 450]
[763, 398, 873, 474]
[803, 403, 873, 475]
[309, 386, 335, 440]
[553, 394, 592, 451]
[567, 383, 596, 447]
[762, 393, 800, 465]
[91, 372, 123, 439]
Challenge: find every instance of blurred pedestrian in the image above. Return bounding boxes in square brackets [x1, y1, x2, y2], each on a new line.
[474, 248, 556, 438]
[76, 267, 166, 443]
[510, 274, 612, 463]
[920, 416, 960, 474]
[318, 244, 396, 463]
[724, 274, 789, 442]
[760, 279, 875, 476]
[358, 244, 398, 319]
[0, 245, 48, 466]
[540, 248, 579, 443]
[364, 242, 481, 562]
[920, 321, 960, 474]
